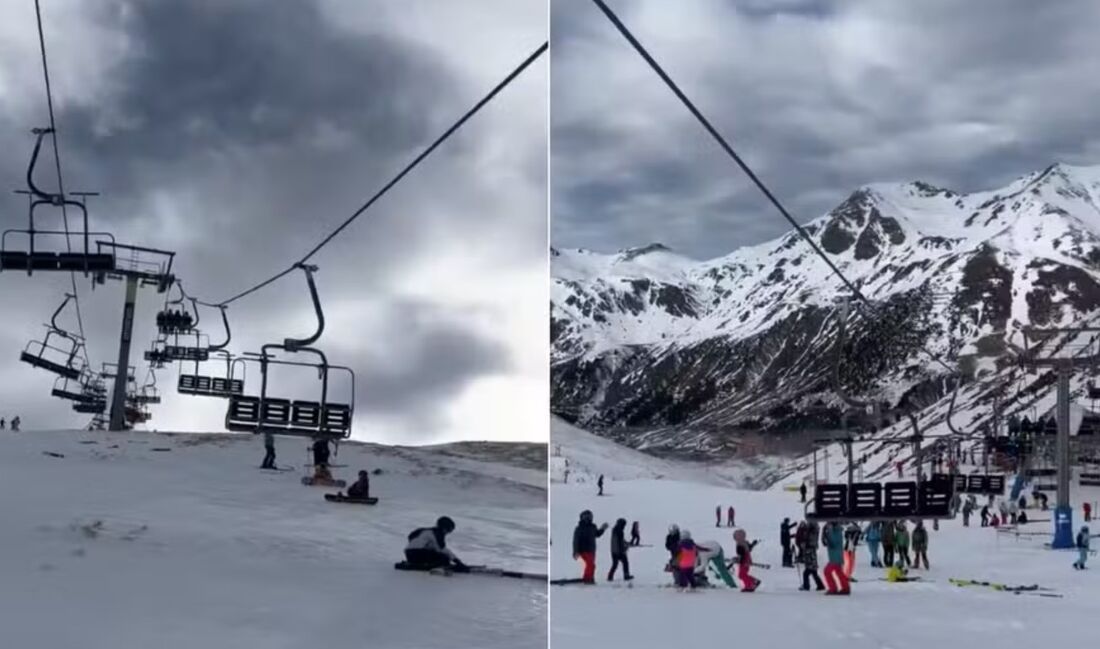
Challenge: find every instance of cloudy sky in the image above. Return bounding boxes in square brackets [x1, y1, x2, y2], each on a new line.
[552, 0, 1100, 260]
[0, 0, 547, 444]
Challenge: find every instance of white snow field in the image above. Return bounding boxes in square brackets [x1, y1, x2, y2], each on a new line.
[0, 429, 546, 649]
[551, 426, 1099, 649]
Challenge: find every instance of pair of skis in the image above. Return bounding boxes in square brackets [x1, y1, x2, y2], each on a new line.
[402, 563, 546, 580]
[949, 578, 1062, 598]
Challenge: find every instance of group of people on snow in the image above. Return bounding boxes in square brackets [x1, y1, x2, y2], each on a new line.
[0, 416, 21, 431]
[715, 505, 736, 527]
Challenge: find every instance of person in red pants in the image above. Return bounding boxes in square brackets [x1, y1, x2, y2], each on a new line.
[733, 529, 760, 592]
[572, 509, 608, 583]
[822, 521, 850, 595]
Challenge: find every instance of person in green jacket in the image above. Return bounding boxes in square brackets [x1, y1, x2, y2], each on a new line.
[911, 521, 929, 569]
[895, 521, 912, 568]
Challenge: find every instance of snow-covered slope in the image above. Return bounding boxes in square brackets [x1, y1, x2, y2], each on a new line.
[0, 430, 546, 649]
[552, 163, 1100, 458]
[550, 431, 1100, 649]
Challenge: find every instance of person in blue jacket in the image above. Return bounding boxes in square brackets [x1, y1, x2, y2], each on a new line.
[865, 521, 883, 568]
[821, 522, 850, 595]
[1073, 525, 1090, 570]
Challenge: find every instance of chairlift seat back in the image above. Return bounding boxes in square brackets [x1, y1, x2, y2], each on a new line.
[260, 398, 291, 426]
[883, 482, 917, 517]
[57, 253, 114, 272]
[1080, 472, 1100, 487]
[848, 483, 882, 518]
[917, 481, 953, 518]
[291, 400, 321, 427]
[322, 403, 352, 434]
[810, 484, 847, 519]
[225, 395, 260, 430]
[20, 352, 81, 380]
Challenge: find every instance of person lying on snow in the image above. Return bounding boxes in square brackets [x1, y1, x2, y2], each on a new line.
[346, 470, 370, 499]
[402, 516, 468, 572]
[885, 559, 915, 583]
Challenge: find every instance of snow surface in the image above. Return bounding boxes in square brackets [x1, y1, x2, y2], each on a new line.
[551, 426, 1100, 649]
[0, 430, 546, 649]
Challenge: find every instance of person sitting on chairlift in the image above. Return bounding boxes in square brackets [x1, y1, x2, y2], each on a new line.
[401, 516, 468, 572]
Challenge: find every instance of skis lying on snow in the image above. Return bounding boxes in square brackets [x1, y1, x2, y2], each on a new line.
[323, 494, 378, 505]
[304, 463, 348, 468]
[725, 560, 771, 570]
[301, 476, 346, 488]
[949, 578, 1062, 597]
[259, 465, 295, 472]
[396, 562, 545, 580]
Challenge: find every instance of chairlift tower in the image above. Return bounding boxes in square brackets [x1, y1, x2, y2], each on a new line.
[1010, 326, 1100, 549]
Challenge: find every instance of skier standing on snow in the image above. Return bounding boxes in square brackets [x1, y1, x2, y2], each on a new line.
[607, 518, 633, 581]
[800, 483, 808, 503]
[261, 432, 277, 470]
[733, 529, 761, 592]
[980, 505, 990, 527]
[727, 505, 735, 527]
[674, 530, 698, 589]
[1073, 525, 1090, 570]
[962, 498, 974, 527]
[716, 505, 722, 528]
[821, 521, 850, 595]
[865, 521, 882, 567]
[881, 520, 896, 567]
[912, 521, 930, 570]
[597, 475, 604, 496]
[797, 521, 825, 591]
[400, 516, 468, 572]
[630, 520, 641, 546]
[895, 521, 912, 568]
[665, 524, 682, 562]
[572, 510, 608, 584]
[780, 517, 797, 568]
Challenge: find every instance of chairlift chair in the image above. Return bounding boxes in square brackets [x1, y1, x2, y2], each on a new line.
[20, 294, 87, 380]
[0, 129, 115, 275]
[224, 265, 354, 440]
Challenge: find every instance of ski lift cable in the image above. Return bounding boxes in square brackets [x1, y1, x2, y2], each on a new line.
[590, 0, 955, 375]
[33, 0, 92, 371]
[197, 41, 549, 309]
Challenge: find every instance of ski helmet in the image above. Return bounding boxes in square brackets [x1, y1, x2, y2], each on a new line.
[437, 516, 456, 533]
[669, 524, 679, 534]
[681, 529, 692, 540]
[733, 529, 746, 543]
[580, 510, 593, 522]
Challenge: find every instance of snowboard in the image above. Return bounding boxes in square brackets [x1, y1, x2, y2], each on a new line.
[324, 494, 378, 505]
[302, 476, 346, 488]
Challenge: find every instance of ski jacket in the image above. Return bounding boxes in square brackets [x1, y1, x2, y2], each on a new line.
[677, 539, 698, 570]
[823, 524, 844, 565]
[610, 524, 628, 555]
[806, 522, 820, 549]
[801, 547, 818, 570]
[881, 522, 896, 545]
[864, 522, 881, 544]
[665, 531, 681, 555]
[885, 564, 907, 582]
[347, 478, 370, 499]
[406, 527, 455, 561]
[735, 540, 757, 567]
[780, 520, 796, 545]
[895, 528, 911, 549]
[1078, 531, 1091, 550]
[912, 527, 928, 551]
[573, 521, 606, 555]
[844, 525, 862, 550]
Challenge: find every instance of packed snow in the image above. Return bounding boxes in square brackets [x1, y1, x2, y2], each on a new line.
[0, 429, 546, 649]
[551, 425, 1100, 649]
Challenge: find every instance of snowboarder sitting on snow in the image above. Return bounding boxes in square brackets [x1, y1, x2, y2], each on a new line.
[607, 518, 633, 582]
[573, 510, 608, 584]
[732, 529, 761, 592]
[402, 516, 468, 572]
[1073, 525, 1090, 570]
[346, 470, 371, 499]
[695, 539, 735, 588]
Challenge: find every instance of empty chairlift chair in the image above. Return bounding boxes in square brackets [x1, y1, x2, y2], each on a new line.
[20, 294, 87, 380]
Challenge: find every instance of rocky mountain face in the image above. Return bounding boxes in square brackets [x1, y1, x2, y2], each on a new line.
[551, 164, 1100, 458]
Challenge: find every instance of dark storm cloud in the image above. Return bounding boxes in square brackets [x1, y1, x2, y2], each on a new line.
[0, 0, 546, 441]
[552, 0, 1100, 259]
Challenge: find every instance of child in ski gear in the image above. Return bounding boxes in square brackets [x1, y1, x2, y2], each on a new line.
[797, 520, 825, 591]
[674, 530, 698, 589]
[630, 520, 641, 546]
[727, 506, 735, 527]
[821, 522, 849, 594]
[894, 521, 911, 568]
[865, 521, 882, 567]
[911, 521, 929, 570]
[597, 475, 604, 496]
[665, 524, 682, 561]
[572, 510, 608, 584]
[403, 516, 467, 572]
[780, 518, 796, 567]
[346, 470, 371, 499]
[695, 540, 736, 587]
[1073, 525, 1090, 570]
[607, 518, 633, 581]
[733, 529, 760, 592]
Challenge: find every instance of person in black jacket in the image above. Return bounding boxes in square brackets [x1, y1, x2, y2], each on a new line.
[780, 517, 797, 567]
[665, 524, 681, 561]
[630, 520, 641, 546]
[346, 471, 370, 499]
[607, 518, 633, 581]
[312, 438, 331, 469]
[573, 510, 608, 584]
[399, 516, 468, 572]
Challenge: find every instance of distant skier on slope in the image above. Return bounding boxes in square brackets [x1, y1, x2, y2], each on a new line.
[261, 432, 277, 470]
[597, 475, 604, 496]
[881, 521, 896, 567]
[716, 505, 722, 528]
[1073, 525, 1090, 570]
[727, 506, 735, 527]
[962, 499, 974, 527]
[10, 416, 20, 432]
[572, 510, 608, 584]
[799, 483, 808, 503]
[397, 516, 468, 573]
[980, 505, 990, 527]
[630, 521, 641, 546]
[607, 518, 633, 582]
[843, 522, 861, 579]
[732, 529, 761, 592]
[312, 438, 331, 470]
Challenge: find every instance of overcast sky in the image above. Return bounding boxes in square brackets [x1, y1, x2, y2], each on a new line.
[0, 0, 547, 445]
[552, 0, 1100, 260]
